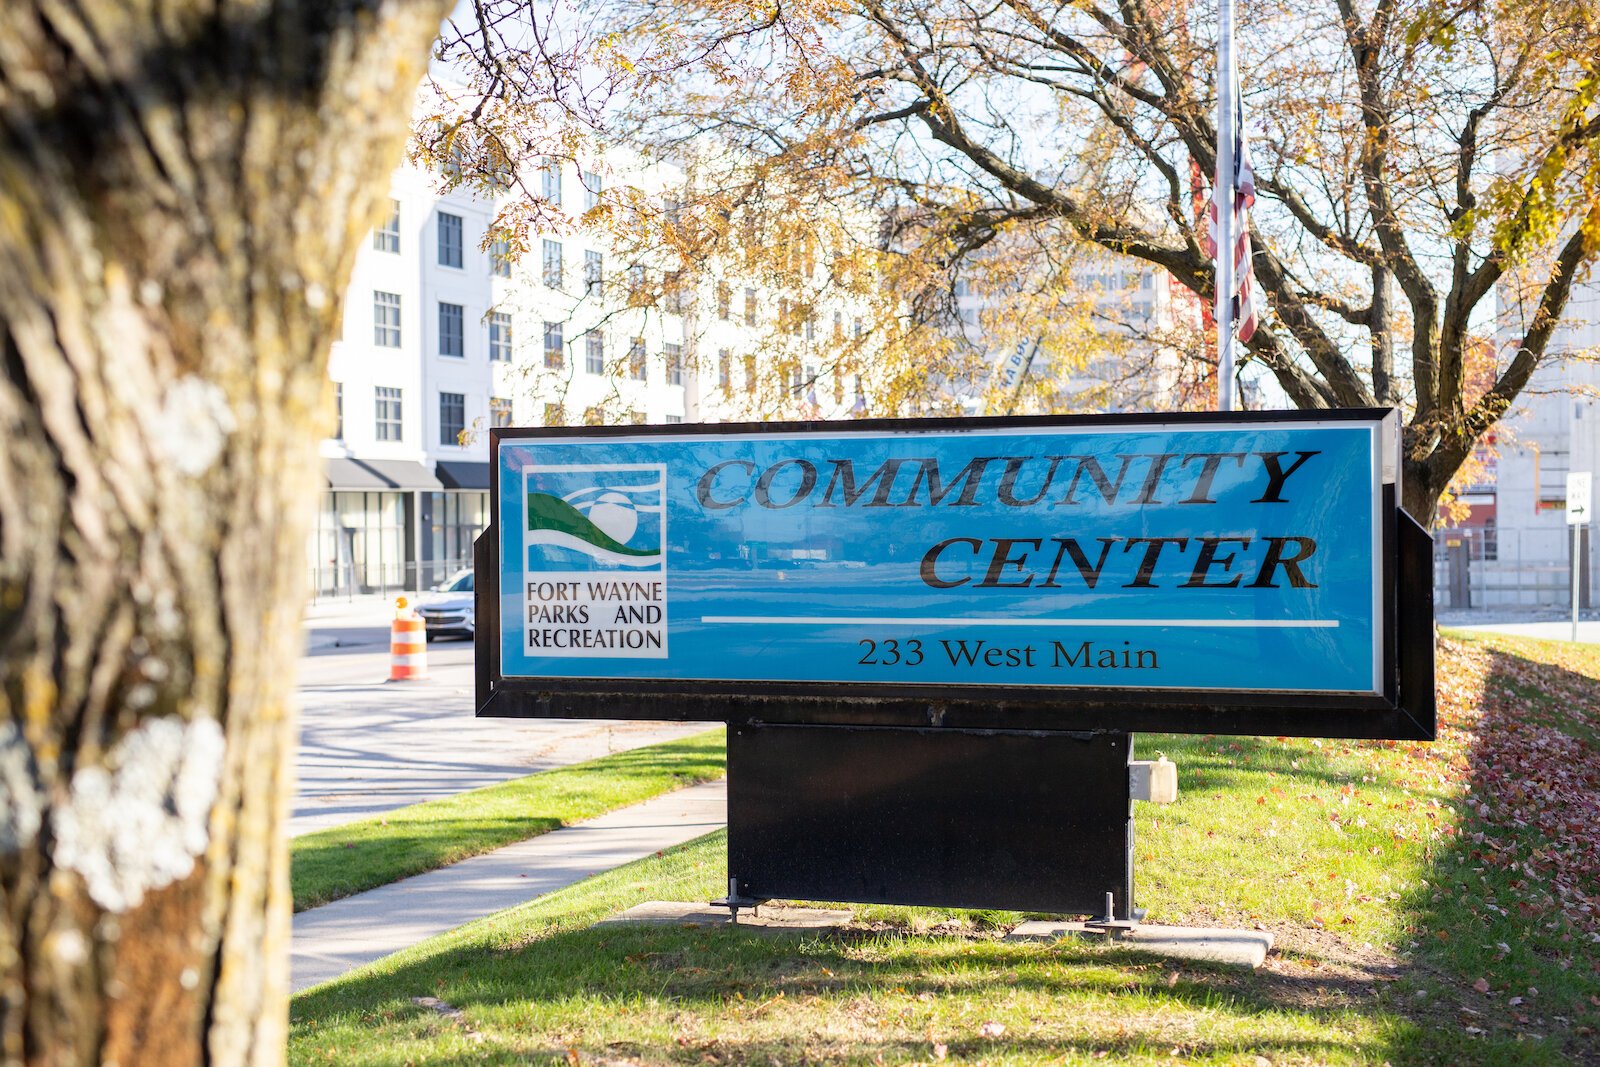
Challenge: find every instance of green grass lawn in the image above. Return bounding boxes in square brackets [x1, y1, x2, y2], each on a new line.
[290, 635, 1600, 1064]
[291, 728, 725, 911]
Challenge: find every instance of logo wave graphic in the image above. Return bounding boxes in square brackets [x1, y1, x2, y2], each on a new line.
[527, 492, 661, 568]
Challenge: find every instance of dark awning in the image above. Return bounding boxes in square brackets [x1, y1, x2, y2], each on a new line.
[435, 460, 492, 490]
[324, 457, 443, 491]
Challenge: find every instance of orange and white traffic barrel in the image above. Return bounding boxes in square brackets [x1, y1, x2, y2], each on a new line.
[388, 597, 429, 681]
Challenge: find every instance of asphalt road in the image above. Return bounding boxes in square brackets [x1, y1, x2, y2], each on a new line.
[292, 597, 708, 836]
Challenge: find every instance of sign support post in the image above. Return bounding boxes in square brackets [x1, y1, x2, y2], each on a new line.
[1568, 471, 1591, 642]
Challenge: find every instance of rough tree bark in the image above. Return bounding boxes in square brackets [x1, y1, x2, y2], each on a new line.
[0, 3, 448, 1064]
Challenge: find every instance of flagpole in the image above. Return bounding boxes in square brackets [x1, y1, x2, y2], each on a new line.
[1215, 0, 1237, 412]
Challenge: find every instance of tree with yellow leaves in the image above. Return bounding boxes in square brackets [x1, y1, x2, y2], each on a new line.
[439, 0, 1600, 522]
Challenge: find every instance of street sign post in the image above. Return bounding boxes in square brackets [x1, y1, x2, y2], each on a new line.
[1568, 471, 1591, 641]
[474, 409, 1434, 920]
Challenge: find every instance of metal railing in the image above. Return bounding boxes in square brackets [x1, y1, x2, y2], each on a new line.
[1433, 524, 1595, 612]
[309, 556, 474, 602]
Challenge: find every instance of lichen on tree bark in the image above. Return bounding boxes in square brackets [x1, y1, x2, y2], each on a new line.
[0, 2, 448, 1064]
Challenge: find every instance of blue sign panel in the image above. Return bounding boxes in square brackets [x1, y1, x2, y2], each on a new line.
[495, 417, 1391, 696]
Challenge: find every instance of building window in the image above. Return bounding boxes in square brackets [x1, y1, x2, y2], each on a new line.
[439, 391, 464, 446]
[628, 410, 646, 425]
[744, 287, 757, 326]
[542, 160, 563, 208]
[629, 337, 647, 381]
[583, 406, 604, 426]
[585, 250, 604, 296]
[333, 382, 343, 439]
[743, 353, 756, 394]
[718, 349, 731, 391]
[665, 343, 683, 386]
[627, 264, 647, 305]
[490, 396, 513, 429]
[374, 199, 400, 253]
[715, 282, 731, 321]
[805, 313, 816, 341]
[665, 414, 683, 424]
[581, 169, 602, 211]
[665, 272, 684, 315]
[373, 291, 401, 347]
[585, 332, 604, 375]
[490, 238, 512, 278]
[853, 317, 864, 338]
[489, 312, 512, 361]
[374, 386, 403, 441]
[542, 239, 563, 288]
[438, 302, 464, 358]
[833, 310, 843, 337]
[544, 320, 564, 368]
[437, 211, 463, 268]
[544, 403, 565, 426]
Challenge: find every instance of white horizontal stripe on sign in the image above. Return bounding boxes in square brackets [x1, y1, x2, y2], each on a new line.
[699, 616, 1339, 629]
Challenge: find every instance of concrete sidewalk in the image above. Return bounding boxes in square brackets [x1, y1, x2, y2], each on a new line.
[1441, 617, 1600, 643]
[291, 779, 727, 992]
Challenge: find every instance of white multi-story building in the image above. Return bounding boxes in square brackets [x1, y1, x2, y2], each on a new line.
[310, 151, 864, 596]
[311, 154, 690, 597]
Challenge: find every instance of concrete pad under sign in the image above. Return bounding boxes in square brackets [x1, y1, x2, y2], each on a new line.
[602, 901, 853, 933]
[1006, 921, 1273, 969]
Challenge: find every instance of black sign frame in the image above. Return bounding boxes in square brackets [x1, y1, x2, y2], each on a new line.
[475, 408, 1434, 740]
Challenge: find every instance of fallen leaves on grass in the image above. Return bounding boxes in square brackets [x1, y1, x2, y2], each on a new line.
[1442, 639, 1600, 936]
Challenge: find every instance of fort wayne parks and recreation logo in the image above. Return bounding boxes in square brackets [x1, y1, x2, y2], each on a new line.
[521, 464, 666, 658]
[525, 466, 664, 571]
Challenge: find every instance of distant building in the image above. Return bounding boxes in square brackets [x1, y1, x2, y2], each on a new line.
[1443, 272, 1599, 609]
[950, 256, 1186, 416]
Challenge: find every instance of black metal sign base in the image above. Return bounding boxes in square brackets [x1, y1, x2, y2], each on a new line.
[726, 723, 1136, 919]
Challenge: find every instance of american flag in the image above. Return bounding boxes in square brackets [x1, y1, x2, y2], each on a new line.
[1204, 90, 1259, 343]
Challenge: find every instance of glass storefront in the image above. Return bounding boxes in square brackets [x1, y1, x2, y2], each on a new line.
[308, 463, 492, 599]
[310, 490, 416, 596]
[422, 490, 489, 588]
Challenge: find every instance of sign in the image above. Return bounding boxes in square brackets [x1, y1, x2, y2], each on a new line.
[1568, 471, 1592, 525]
[997, 342, 1028, 389]
[479, 410, 1433, 739]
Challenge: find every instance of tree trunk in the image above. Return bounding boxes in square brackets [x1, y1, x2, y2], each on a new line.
[1402, 458, 1446, 529]
[0, 3, 447, 1064]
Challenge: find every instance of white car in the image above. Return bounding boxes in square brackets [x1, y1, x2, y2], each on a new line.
[416, 570, 474, 640]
